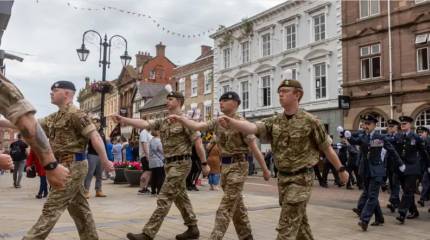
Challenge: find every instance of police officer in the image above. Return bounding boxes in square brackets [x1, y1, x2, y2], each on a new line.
[416, 126, 430, 207]
[0, 72, 69, 188]
[338, 133, 359, 189]
[385, 119, 402, 212]
[169, 91, 271, 240]
[113, 90, 209, 240]
[23, 81, 114, 239]
[347, 114, 404, 231]
[395, 116, 430, 224]
[217, 70, 349, 239]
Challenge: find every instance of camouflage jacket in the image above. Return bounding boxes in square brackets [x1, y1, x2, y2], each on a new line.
[256, 110, 331, 172]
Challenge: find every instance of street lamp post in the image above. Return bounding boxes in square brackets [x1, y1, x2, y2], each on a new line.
[76, 30, 131, 131]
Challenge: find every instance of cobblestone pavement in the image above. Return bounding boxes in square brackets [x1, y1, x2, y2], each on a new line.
[0, 172, 429, 240]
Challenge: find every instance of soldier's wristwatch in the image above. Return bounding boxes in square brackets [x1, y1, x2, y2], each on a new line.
[44, 161, 58, 171]
[201, 162, 208, 166]
[337, 166, 346, 173]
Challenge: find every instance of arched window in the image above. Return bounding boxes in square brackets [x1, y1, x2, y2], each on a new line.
[415, 108, 430, 128]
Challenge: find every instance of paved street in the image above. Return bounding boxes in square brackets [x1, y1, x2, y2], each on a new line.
[0, 173, 429, 240]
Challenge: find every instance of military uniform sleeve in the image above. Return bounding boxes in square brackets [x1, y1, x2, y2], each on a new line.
[311, 119, 331, 151]
[147, 118, 162, 131]
[38, 117, 49, 135]
[188, 128, 201, 142]
[206, 119, 217, 132]
[71, 111, 96, 138]
[255, 117, 274, 143]
[383, 136, 403, 167]
[417, 136, 430, 168]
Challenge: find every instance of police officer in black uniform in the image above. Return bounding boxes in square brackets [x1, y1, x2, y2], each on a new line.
[348, 114, 404, 231]
[395, 116, 430, 224]
[416, 126, 430, 208]
[385, 119, 402, 212]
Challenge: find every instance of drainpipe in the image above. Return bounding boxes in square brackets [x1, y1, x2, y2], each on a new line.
[388, 0, 394, 118]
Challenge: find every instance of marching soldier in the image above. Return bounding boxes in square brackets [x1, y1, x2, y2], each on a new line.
[169, 91, 271, 240]
[395, 116, 430, 224]
[347, 115, 404, 231]
[217, 71, 349, 240]
[385, 119, 402, 212]
[23, 81, 114, 240]
[112, 90, 209, 240]
[0, 72, 69, 188]
[417, 126, 430, 208]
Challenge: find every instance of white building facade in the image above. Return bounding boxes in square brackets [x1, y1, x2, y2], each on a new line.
[211, 0, 343, 137]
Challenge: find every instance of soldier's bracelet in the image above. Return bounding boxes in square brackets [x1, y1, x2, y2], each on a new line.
[44, 161, 58, 171]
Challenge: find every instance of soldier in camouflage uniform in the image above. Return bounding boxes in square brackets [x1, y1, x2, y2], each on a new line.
[218, 71, 349, 240]
[23, 81, 114, 240]
[112, 91, 209, 240]
[0, 72, 69, 188]
[169, 91, 271, 240]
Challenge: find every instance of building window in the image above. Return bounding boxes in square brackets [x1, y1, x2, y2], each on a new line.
[261, 33, 271, 57]
[314, 63, 326, 99]
[260, 75, 271, 107]
[222, 84, 230, 94]
[204, 70, 212, 94]
[415, 108, 430, 128]
[223, 48, 231, 69]
[204, 103, 212, 121]
[282, 65, 297, 80]
[178, 78, 185, 96]
[285, 24, 296, 50]
[360, 0, 380, 19]
[360, 43, 381, 80]
[241, 41, 250, 64]
[149, 70, 156, 80]
[191, 74, 198, 97]
[313, 13, 325, 42]
[416, 33, 430, 72]
[240, 81, 249, 110]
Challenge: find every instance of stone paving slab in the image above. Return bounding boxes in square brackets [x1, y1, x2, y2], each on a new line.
[0, 173, 429, 240]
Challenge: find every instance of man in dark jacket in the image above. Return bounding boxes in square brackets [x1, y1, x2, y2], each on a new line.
[10, 133, 28, 188]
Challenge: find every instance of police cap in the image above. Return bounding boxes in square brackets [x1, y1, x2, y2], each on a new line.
[51, 81, 76, 91]
[399, 116, 414, 123]
[360, 114, 378, 123]
[387, 119, 400, 127]
[416, 126, 429, 133]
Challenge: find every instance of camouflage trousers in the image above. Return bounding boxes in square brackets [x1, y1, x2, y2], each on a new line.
[142, 159, 197, 238]
[210, 161, 251, 240]
[23, 160, 98, 240]
[276, 171, 315, 240]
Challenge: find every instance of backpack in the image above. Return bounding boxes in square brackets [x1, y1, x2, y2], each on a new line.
[10, 142, 25, 161]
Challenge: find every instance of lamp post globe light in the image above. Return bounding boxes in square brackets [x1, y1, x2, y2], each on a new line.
[76, 30, 131, 130]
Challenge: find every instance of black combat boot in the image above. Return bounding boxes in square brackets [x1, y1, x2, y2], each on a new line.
[126, 232, 153, 240]
[176, 225, 200, 240]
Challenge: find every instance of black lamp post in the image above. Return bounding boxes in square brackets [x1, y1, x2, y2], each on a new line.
[76, 30, 131, 131]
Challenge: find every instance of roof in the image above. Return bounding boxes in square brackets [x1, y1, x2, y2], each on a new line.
[195, 49, 213, 61]
[133, 83, 165, 101]
[140, 89, 168, 110]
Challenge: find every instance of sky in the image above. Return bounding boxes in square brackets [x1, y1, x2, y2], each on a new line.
[2, 0, 286, 117]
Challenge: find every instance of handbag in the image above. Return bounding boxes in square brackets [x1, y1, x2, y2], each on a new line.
[26, 165, 37, 178]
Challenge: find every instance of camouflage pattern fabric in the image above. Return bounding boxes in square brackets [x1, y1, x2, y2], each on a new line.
[142, 158, 197, 238]
[147, 113, 200, 158]
[206, 113, 254, 156]
[40, 103, 96, 156]
[210, 161, 251, 240]
[255, 110, 331, 172]
[0, 73, 36, 124]
[23, 161, 98, 240]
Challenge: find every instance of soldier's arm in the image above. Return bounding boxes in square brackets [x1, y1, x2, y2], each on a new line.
[88, 130, 114, 171]
[194, 137, 206, 164]
[169, 114, 209, 131]
[417, 137, 430, 169]
[383, 137, 404, 168]
[218, 116, 257, 135]
[111, 114, 150, 129]
[0, 119, 16, 129]
[248, 139, 271, 180]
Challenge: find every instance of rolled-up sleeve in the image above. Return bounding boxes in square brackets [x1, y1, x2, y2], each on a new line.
[312, 120, 331, 151]
[256, 117, 273, 143]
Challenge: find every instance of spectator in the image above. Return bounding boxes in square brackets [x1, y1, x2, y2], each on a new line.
[26, 149, 48, 199]
[124, 140, 135, 162]
[104, 138, 114, 179]
[148, 130, 165, 195]
[10, 134, 28, 188]
[112, 137, 123, 163]
[138, 129, 153, 194]
[206, 142, 221, 191]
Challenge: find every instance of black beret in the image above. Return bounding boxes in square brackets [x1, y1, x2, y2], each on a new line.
[278, 79, 302, 92]
[416, 126, 429, 133]
[219, 91, 241, 104]
[360, 114, 378, 123]
[399, 116, 414, 123]
[387, 119, 400, 127]
[51, 81, 76, 91]
[166, 91, 184, 100]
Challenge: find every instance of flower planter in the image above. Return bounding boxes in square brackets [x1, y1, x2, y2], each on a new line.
[124, 169, 143, 186]
[113, 167, 127, 184]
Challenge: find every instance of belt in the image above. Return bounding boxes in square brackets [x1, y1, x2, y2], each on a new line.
[221, 154, 246, 164]
[56, 153, 86, 164]
[279, 167, 314, 177]
[165, 154, 191, 164]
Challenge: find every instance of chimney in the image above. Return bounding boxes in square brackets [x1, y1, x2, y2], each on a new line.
[156, 42, 166, 57]
[135, 51, 152, 68]
[85, 76, 90, 88]
[201, 45, 212, 56]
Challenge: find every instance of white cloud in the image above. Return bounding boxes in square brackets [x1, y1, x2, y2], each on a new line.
[3, 0, 285, 117]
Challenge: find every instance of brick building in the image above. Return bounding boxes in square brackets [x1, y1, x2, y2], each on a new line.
[342, 0, 430, 130]
[172, 45, 214, 121]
